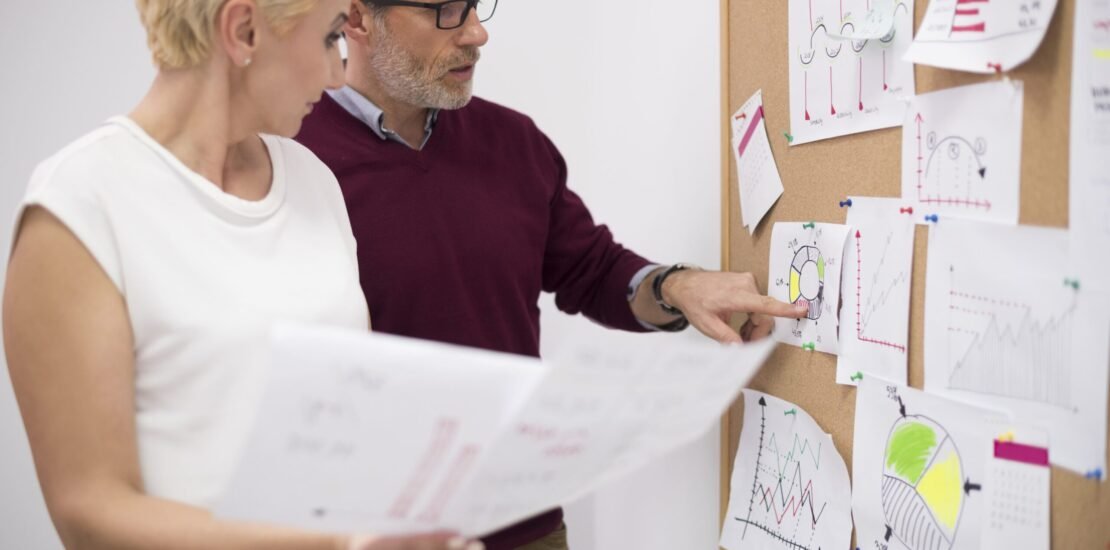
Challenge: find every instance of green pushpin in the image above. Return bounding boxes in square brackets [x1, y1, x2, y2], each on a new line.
[801, 342, 816, 351]
[784, 408, 797, 416]
[850, 371, 864, 382]
[784, 132, 794, 144]
[802, 222, 816, 229]
[1064, 278, 1080, 291]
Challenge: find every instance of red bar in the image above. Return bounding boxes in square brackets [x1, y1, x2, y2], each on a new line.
[955, 8, 979, 15]
[994, 440, 1049, 467]
[952, 22, 987, 33]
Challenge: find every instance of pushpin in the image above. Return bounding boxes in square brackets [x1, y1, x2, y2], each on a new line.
[784, 408, 798, 416]
[998, 431, 1015, 442]
[801, 342, 816, 351]
[802, 222, 816, 229]
[784, 132, 794, 144]
[850, 371, 864, 382]
[1084, 468, 1103, 480]
[839, 198, 853, 208]
[1064, 278, 1080, 291]
[987, 62, 1003, 74]
[899, 206, 914, 214]
[924, 214, 939, 223]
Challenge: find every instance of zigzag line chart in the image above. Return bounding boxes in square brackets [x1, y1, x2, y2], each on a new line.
[945, 267, 1076, 410]
[854, 230, 909, 353]
[914, 113, 993, 210]
[736, 397, 829, 550]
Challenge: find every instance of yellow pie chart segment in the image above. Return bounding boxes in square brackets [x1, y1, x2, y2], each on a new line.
[916, 449, 963, 531]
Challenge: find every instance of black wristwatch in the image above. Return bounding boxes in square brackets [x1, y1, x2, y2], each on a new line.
[650, 263, 698, 331]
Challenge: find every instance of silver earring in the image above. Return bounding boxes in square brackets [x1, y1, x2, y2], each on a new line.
[243, 58, 252, 67]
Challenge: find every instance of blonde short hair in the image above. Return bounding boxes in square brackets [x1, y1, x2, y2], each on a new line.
[136, 0, 318, 69]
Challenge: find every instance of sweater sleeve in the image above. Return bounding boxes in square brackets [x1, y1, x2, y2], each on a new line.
[538, 135, 655, 332]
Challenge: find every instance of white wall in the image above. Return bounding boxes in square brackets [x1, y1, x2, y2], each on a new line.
[0, 2, 720, 548]
[473, 2, 722, 548]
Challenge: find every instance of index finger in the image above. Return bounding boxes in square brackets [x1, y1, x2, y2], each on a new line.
[741, 295, 809, 318]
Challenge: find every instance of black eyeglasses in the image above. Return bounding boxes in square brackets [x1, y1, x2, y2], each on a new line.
[365, 0, 497, 30]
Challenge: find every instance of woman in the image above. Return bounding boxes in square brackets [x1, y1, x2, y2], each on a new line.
[2, 1, 479, 549]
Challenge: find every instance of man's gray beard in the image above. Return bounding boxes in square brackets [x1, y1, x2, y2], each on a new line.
[369, 23, 475, 110]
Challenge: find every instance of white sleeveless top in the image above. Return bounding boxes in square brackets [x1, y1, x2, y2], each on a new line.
[18, 117, 369, 507]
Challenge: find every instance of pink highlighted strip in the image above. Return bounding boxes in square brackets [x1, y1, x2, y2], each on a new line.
[994, 440, 1049, 467]
[737, 106, 765, 159]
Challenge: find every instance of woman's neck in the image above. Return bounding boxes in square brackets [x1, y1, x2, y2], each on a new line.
[129, 63, 270, 199]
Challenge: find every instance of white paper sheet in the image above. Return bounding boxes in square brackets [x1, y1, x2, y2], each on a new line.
[732, 90, 784, 234]
[828, 0, 898, 39]
[719, 391, 852, 550]
[924, 218, 1110, 477]
[981, 425, 1050, 550]
[901, 81, 1023, 225]
[215, 325, 777, 537]
[905, 0, 1059, 73]
[836, 197, 915, 386]
[769, 222, 851, 354]
[788, 0, 915, 145]
[1069, 0, 1110, 291]
[852, 378, 999, 550]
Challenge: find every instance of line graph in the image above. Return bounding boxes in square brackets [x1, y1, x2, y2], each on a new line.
[854, 230, 909, 353]
[945, 266, 1076, 410]
[735, 397, 829, 550]
[914, 113, 993, 210]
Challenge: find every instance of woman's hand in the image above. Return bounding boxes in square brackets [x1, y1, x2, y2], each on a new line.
[348, 532, 483, 550]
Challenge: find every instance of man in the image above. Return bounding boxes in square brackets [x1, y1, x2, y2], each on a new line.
[296, 1, 807, 548]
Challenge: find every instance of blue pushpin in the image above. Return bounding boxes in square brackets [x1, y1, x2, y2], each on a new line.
[839, 198, 853, 208]
[924, 214, 939, 223]
[1084, 468, 1103, 480]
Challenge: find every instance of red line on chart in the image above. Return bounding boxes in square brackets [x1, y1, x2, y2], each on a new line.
[914, 114, 993, 210]
[858, 58, 864, 111]
[805, 72, 811, 121]
[855, 231, 907, 353]
[883, 50, 888, 91]
[949, 291, 1029, 310]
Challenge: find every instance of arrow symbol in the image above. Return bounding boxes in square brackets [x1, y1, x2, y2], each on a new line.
[978, 167, 987, 178]
[884, 525, 893, 541]
[897, 397, 906, 417]
[964, 478, 982, 495]
[759, 396, 767, 407]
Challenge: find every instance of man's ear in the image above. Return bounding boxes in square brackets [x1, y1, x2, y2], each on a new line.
[345, 0, 373, 40]
[219, 0, 260, 67]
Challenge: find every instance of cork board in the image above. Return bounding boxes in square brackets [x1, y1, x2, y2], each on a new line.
[719, 0, 1110, 548]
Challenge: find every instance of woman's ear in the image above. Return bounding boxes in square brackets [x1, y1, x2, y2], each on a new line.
[219, 0, 259, 67]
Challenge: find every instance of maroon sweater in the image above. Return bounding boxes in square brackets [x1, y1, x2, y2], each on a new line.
[296, 94, 653, 547]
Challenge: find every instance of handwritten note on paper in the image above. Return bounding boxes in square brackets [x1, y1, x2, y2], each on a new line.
[788, 0, 915, 145]
[215, 325, 777, 538]
[731, 90, 784, 234]
[906, 0, 1059, 73]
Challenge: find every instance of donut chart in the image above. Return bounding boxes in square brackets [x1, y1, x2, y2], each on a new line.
[789, 245, 825, 320]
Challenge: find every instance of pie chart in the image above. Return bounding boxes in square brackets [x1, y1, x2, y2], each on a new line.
[880, 415, 965, 550]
